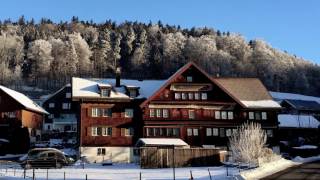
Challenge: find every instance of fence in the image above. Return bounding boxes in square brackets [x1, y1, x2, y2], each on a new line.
[140, 147, 227, 169]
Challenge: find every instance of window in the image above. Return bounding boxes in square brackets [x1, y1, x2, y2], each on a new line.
[248, 112, 254, 120]
[102, 108, 112, 117]
[49, 103, 55, 108]
[193, 129, 199, 136]
[125, 128, 134, 136]
[48, 114, 54, 119]
[101, 89, 109, 97]
[188, 110, 195, 119]
[156, 109, 161, 118]
[167, 128, 173, 136]
[97, 148, 106, 156]
[125, 109, 134, 118]
[206, 128, 212, 136]
[266, 130, 273, 137]
[182, 93, 187, 100]
[212, 128, 219, 136]
[91, 127, 98, 136]
[228, 112, 234, 120]
[150, 109, 155, 118]
[8, 112, 16, 118]
[219, 128, 225, 137]
[91, 108, 99, 117]
[262, 112, 267, 120]
[194, 93, 200, 100]
[215, 111, 221, 119]
[62, 103, 71, 109]
[173, 128, 180, 136]
[187, 128, 193, 136]
[103, 127, 112, 136]
[175, 93, 181, 100]
[187, 76, 193, 82]
[129, 90, 137, 98]
[188, 93, 194, 100]
[201, 93, 207, 100]
[221, 111, 227, 119]
[65, 93, 71, 98]
[163, 109, 169, 118]
[226, 129, 232, 137]
[255, 112, 261, 120]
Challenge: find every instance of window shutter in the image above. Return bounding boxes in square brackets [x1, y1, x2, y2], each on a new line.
[121, 128, 125, 136]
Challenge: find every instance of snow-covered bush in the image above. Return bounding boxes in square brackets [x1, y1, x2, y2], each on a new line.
[229, 122, 277, 165]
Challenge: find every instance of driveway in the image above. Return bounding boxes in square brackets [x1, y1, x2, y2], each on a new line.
[262, 161, 320, 179]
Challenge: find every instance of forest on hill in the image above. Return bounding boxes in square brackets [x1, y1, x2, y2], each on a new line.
[0, 16, 319, 96]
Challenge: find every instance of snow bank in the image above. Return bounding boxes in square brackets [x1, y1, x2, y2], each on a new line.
[292, 155, 320, 163]
[292, 145, 318, 150]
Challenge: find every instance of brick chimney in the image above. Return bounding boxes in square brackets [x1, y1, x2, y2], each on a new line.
[116, 67, 121, 87]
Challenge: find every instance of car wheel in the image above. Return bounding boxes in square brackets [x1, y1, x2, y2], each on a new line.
[56, 162, 62, 169]
[25, 163, 32, 169]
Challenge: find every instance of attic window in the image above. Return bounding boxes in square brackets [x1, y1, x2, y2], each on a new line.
[187, 76, 193, 82]
[129, 89, 137, 98]
[101, 89, 110, 97]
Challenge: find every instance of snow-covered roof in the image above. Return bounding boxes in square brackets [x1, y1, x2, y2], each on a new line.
[0, 85, 48, 114]
[241, 100, 282, 109]
[278, 114, 320, 128]
[136, 138, 189, 147]
[43, 83, 71, 103]
[72, 77, 166, 99]
[270, 91, 320, 104]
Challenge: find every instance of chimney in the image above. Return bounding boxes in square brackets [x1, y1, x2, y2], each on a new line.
[116, 67, 121, 87]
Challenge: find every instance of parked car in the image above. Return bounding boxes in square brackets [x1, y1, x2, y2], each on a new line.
[20, 148, 74, 169]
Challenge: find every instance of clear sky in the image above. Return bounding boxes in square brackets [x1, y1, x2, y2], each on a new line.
[0, 0, 319, 64]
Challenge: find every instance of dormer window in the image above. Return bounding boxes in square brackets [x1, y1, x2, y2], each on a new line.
[129, 89, 137, 98]
[187, 76, 193, 82]
[101, 89, 110, 97]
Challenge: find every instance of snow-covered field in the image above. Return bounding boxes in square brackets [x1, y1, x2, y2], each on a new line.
[0, 163, 239, 180]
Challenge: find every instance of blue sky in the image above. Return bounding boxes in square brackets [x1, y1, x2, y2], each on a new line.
[1, 0, 319, 64]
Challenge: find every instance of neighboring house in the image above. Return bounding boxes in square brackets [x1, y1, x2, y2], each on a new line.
[0, 85, 48, 153]
[280, 99, 320, 119]
[42, 84, 78, 132]
[72, 70, 165, 163]
[140, 62, 282, 148]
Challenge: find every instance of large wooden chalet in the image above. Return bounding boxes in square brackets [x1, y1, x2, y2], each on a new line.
[140, 62, 282, 148]
[0, 85, 48, 154]
[72, 62, 282, 163]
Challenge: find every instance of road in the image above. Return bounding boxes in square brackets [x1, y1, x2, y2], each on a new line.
[262, 161, 320, 180]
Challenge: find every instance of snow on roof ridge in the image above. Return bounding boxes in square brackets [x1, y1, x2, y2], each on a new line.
[0, 85, 48, 114]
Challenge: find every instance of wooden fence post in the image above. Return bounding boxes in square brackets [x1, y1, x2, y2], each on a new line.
[190, 170, 193, 180]
[85, 174, 87, 180]
[64, 171, 66, 180]
[139, 172, 141, 180]
[32, 169, 35, 180]
[23, 168, 26, 179]
[47, 169, 48, 180]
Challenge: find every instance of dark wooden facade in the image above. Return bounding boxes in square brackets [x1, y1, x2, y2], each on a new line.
[141, 62, 280, 147]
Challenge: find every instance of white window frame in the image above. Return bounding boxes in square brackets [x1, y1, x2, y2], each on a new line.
[181, 93, 187, 100]
[150, 109, 155, 118]
[187, 76, 193, 82]
[221, 111, 227, 120]
[91, 108, 99, 117]
[125, 109, 134, 118]
[97, 148, 106, 156]
[101, 89, 109, 97]
[162, 109, 169, 118]
[156, 109, 161, 118]
[188, 93, 194, 100]
[212, 128, 219, 136]
[187, 128, 193, 136]
[194, 93, 200, 100]
[102, 108, 111, 117]
[188, 110, 195, 119]
[248, 112, 254, 120]
[206, 128, 212, 136]
[65, 92, 71, 98]
[49, 103, 55, 108]
[193, 128, 199, 136]
[102, 127, 112, 136]
[215, 111, 221, 119]
[262, 112, 267, 120]
[125, 127, 134, 136]
[227, 112, 234, 120]
[175, 93, 181, 100]
[201, 93, 207, 100]
[226, 129, 232, 137]
[62, 103, 71, 110]
[91, 127, 98, 136]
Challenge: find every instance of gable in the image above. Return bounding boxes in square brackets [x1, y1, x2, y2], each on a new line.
[140, 61, 238, 108]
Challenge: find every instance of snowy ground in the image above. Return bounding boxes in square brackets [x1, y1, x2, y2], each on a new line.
[0, 163, 239, 180]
